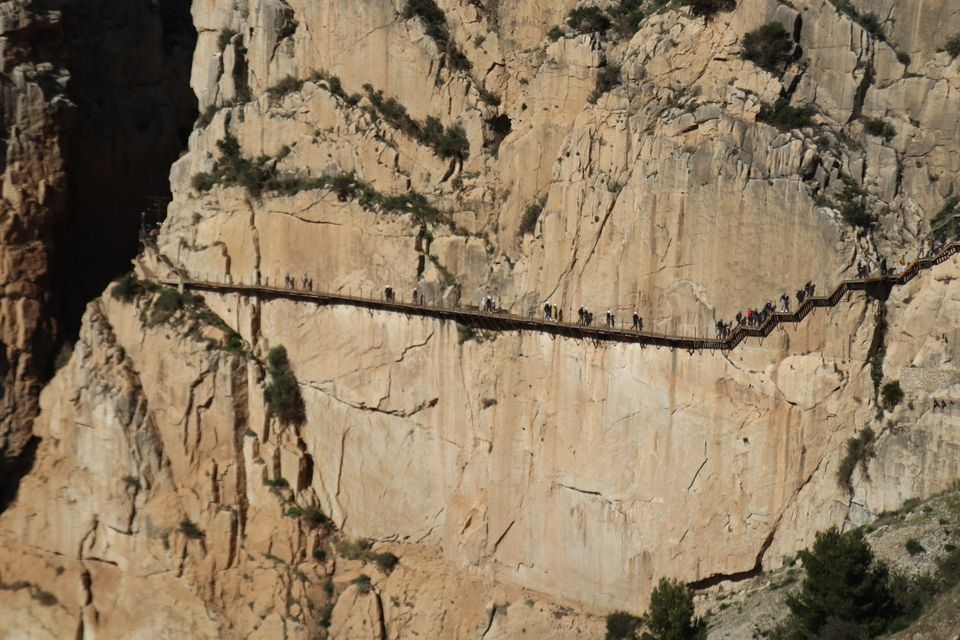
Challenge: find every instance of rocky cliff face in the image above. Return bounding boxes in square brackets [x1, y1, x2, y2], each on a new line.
[1, 0, 960, 637]
[0, 0, 195, 484]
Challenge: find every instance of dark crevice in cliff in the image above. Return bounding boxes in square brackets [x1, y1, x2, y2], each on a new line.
[0, 435, 39, 512]
[687, 523, 779, 590]
[51, 0, 197, 346]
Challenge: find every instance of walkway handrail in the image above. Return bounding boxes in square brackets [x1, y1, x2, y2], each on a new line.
[140, 240, 959, 353]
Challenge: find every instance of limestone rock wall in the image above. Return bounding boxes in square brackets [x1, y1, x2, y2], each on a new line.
[2, 0, 960, 636]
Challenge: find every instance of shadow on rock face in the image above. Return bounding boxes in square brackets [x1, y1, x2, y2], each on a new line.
[0, 435, 39, 514]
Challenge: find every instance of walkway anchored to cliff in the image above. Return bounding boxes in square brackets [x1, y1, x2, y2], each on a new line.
[139, 235, 959, 353]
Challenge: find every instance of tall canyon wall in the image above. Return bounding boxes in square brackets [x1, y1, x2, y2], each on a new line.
[1, 0, 959, 637]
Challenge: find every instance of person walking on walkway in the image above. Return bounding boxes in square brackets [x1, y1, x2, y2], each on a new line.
[412, 288, 419, 305]
[544, 302, 552, 321]
[632, 311, 641, 330]
[558, 308, 563, 323]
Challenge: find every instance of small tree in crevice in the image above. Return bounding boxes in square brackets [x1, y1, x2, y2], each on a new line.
[757, 98, 816, 130]
[742, 23, 794, 75]
[880, 380, 903, 410]
[519, 198, 546, 237]
[862, 117, 895, 141]
[943, 34, 960, 58]
[590, 64, 622, 103]
[264, 345, 305, 425]
[567, 6, 611, 34]
[837, 426, 876, 494]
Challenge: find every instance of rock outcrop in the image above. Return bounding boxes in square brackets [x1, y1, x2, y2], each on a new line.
[2, 0, 960, 636]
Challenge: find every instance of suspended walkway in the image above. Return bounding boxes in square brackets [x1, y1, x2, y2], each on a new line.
[139, 231, 959, 353]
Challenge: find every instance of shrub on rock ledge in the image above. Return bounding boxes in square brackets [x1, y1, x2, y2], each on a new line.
[264, 345, 305, 425]
[681, 0, 736, 19]
[742, 23, 793, 75]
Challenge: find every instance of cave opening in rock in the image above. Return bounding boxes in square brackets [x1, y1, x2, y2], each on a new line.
[52, 0, 198, 349]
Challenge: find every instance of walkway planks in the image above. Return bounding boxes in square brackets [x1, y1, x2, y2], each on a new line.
[142, 240, 959, 353]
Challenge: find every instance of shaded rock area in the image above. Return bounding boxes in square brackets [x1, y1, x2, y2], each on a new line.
[0, 0, 196, 482]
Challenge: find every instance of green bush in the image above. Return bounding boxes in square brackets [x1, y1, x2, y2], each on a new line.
[780, 528, 896, 638]
[640, 577, 706, 640]
[837, 426, 876, 493]
[863, 117, 895, 141]
[519, 198, 546, 237]
[888, 571, 939, 631]
[567, 6, 611, 34]
[191, 135, 272, 197]
[590, 64, 622, 103]
[217, 29, 237, 51]
[111, 273, 145, 303]
[904, 539, 925, 556]
[681, 0, 736, 19]
[267, 345, 289, 370]
[302, 505, 331, 530]
[435, 124, 469, 159]
[757, 98, 816, 130]
[404, 0, 450, 47]
[945, 34, 960, 58]
[937, 546, 960, 586]
[151, 288, 184, 324]
[265, 370, 304, 424]
[896, 50, 911, 66]
[547, 25, 565, 41]
[610, 0, 645, 37]
[858, 13, 885, 40]
[881, 381, 903, 410]
[362, 84, 470, 159]
[829, 1, 885, 41]
[836, 177, 875, 229]
[179, 519, 205, 539]
[606, 610, 642, 639]
[335, 538, 368, 560]
[373, 552, 400, 574]
[352, 574, 373, 594]
[196, 104, 218, 129]
[264, 476, 289, 489]
[312, 548, 327, 562]
[263, 345, 304, 424]
[742, 23, 793, 75]
[267, 75, 305, 99]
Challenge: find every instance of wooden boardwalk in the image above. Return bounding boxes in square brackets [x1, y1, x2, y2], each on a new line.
[142, 239, 959, 352]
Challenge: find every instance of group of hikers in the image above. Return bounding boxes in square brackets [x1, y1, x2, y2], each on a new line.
[284, 273, 314, 290]
[264, 232, 959, 343]
[541, 303, 645, 331]
[384, 286, 422, 304]
[714, 281, 817, 339]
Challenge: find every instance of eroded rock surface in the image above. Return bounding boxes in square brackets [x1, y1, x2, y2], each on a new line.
[2, 0, 960, 636]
